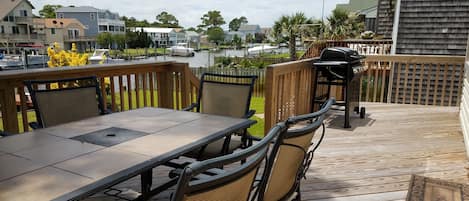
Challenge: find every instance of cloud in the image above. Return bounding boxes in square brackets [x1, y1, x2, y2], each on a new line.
[33, 0, 349, 28]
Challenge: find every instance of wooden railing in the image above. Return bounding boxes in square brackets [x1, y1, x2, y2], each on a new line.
[0, 61, 200, 133]
[265, 54, 465, 133]
[264, 58, 316, 133]
[301, 39, 393, 59]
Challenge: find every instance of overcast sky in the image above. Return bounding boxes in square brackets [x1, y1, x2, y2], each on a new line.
[32, 0, 349, 28]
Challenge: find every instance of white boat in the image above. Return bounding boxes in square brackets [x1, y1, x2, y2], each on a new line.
[166, 43, 195, 57]
[247, 45, 279, 55]
[89, 49, 125, 64]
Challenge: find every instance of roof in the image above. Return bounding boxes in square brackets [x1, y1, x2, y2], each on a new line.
[56, 6, 99, 13]
[336, 0, 378, 13]
[133, 27, 175, 33]
[0, 0, 34, 19]
[185, 31, 199, 37]
[34, 18, 87, 29]
[357, 5, 378, 18]
[238, 24, 261, 32]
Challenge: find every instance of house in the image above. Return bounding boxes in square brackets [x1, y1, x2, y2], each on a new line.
[224, 31, 245, 42]
[238, 24, 262, 37]
[336, 0, 378, 32]
[377, 0, 469, 55]
[55, 6, 125, 37]
[33, 18, 91, 52]
[185, 31, 200, 49]
[131, 27, 187, 47]
[0, 0, 45, 54]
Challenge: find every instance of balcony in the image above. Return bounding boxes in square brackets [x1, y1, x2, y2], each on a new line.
[14, 16, 33, 24]
[0, 46, 467, 200]
[63, 35, 96, 42]
[0, 33, 45, 42]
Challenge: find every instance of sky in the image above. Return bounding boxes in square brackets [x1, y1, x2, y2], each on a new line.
[32, 0, 349, 29]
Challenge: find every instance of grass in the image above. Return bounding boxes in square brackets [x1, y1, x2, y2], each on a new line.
[2, 92, 266, 137]
[262, 51, 305, 59]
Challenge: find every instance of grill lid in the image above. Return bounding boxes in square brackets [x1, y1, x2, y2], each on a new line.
[319, 47, 364, 62]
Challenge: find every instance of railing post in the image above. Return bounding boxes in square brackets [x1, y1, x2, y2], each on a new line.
[181, 63, 191, 108]
[158, 71, 174, 109]
[264, 66, 276, 135]
[0, 82, 19, 133]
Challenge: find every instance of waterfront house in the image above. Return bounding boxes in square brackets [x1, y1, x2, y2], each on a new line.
[0, 0, 45, 54]
[336, 0, 378, 32]
[33, 18, 90, 52]
[55, 6, 125, 49]
[238, 24, 262, 37]
[131, 27, 187, 48]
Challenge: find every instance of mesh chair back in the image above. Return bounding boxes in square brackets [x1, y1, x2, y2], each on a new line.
[25, 76, 104, 128]
[197, 73, 257, 118]
[172, 123, 287, 201]
[258, 98, 335, 201]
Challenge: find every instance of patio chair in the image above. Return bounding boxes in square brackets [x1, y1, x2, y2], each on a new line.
[24, 76, 106, 129]
[254, 98, 335, 201]
[171, 122, 287, 201]
[183, 73, 258, 160]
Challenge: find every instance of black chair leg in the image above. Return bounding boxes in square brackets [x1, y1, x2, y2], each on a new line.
[140, 170, 152, 200]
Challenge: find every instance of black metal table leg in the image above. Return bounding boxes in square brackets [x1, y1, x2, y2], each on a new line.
[139, 170, 152, 200]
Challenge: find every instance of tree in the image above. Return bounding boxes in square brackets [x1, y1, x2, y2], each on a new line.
[120, 16, 150, 27]
[126, 29, 153, 48]
[39, 4, 63, 18]
[228, 16, 248, 31]
[155, 11, 179, 27]
[232, 34, 242, 48]
[325, 8, 364, 40]
[272, 12, 313, 61]
[199, 10, 225, 30]
[207, 27, 225, 45]
[96, 32, 113, 49]
[113, 34, 126, 50]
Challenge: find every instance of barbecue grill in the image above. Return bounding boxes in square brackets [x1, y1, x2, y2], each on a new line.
[312, 47, 366, 128]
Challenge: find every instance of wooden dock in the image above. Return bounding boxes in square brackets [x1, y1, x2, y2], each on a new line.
[86, 103, 468, 201]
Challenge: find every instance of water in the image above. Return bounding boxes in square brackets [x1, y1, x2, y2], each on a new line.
[141, 48, 289, 68]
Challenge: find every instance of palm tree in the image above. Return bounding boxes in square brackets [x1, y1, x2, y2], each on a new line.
[325, 8, 364, 40]
[272, 13, 313, 61]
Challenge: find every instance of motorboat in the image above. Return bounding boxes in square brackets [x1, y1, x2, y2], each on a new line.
[166, 43, 195, 57]
[89, 49, 124, 64]
[247, 45, 279, 55]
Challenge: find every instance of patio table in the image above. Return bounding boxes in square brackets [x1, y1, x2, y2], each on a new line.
[0, 107, 255, 201]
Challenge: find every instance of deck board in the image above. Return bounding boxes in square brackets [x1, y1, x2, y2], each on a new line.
[304, 103, 467, 200]
[85, 103, 468, 201]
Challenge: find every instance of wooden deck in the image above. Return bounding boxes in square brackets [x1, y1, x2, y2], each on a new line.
[304, 103, 467, 201]
[86, 103, 468, 201]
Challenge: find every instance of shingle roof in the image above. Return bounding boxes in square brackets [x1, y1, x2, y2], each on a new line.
[56, 6, 99, 13]
[238, 24, 260, 32]
[34, 18, 87, 29]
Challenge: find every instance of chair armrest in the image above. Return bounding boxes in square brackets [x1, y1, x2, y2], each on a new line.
[243, 110, 256, 119]
[29, 122, 41, 129]
[182, 103, 198, 111]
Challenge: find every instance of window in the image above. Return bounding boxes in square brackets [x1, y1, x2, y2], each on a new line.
[58, 13, 64, 18]
[8, 16, 14, 22]
[12, 26, 19, 34]
[120, 26, 124, 32]
[1, 26, 4, 34]
[51, 28, 55, 35]
[90, 13, 95, 20]
[99, 25, 107, 31]
[109, 25, 114, 32]
[19, 10, 27, 17]
[68, 29, 80, 39]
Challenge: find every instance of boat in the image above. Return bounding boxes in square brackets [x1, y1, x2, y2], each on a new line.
[88, 49, 124, 64]
[247, 45, 279, 55]
[166, 43, 195, 57]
